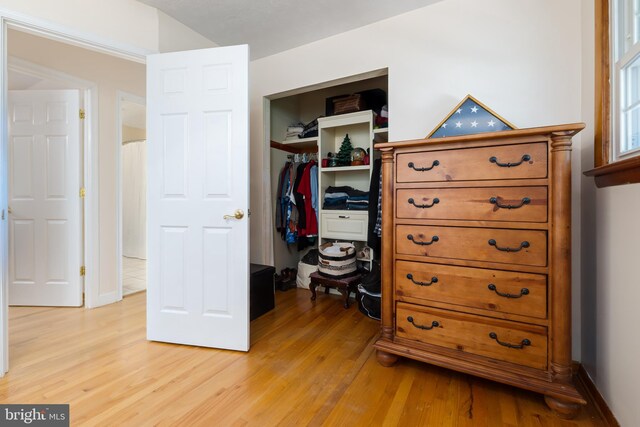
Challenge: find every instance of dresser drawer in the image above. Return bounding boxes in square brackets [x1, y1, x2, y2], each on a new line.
[397, 186, 548, 222]
[396, 143, 547, 183]
[396, 225, 547, 267]
[395, 261, 547, 319]
[321, 211, 368, 241]
[396, 303, 548, 370]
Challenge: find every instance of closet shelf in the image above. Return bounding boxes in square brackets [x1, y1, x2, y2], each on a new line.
[279, 136, 318, 150]
[320, 165, 370, 172]
[271, 138, 317, 154]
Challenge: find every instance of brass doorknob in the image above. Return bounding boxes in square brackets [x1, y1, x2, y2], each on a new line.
[8, 206, 12, 214]
[223, 209, 244, 220]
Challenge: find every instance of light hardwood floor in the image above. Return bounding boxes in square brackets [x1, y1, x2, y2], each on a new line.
[2, 290, 605, 426]
[122, 256, 146, 296]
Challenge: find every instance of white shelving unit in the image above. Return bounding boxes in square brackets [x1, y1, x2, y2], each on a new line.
[320, 165, 370, 172]
[318, 110, 376, 269]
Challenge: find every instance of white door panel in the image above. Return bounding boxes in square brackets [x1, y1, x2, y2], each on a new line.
[147, 46, 249, 350]
[8, 90, 82, 306]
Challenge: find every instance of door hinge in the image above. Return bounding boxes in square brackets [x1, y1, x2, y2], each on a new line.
[80, 187, 86, 198]
[79, 109, 85, 120]
[80, 266, 86, 276]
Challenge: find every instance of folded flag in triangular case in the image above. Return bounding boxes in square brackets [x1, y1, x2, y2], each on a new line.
[427, 94, 516, 138]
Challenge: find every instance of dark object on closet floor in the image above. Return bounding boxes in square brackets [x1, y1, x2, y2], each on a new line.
[309, 271, 363, 309]
[275, 267, 297, 291]
[250, 264, 275, 320]
[359, 260, 381, 296]
[357, 261, 381, 321]
[357, 291, 381, 321]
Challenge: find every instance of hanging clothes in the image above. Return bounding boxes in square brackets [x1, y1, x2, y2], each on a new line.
[275, 157, 319, 250]
[367, 158, 382, 254]
[275, 163, 289, 234]
[296, 161, 318, 238]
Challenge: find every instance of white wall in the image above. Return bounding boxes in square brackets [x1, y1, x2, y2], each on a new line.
[0, 0, 217, 54]
[8, 29, 146, 302]
[0, 0, 159, 52]
[593, 186, 640, 425]
[250, 0, 584, 356]
[580, 1, 640, 425]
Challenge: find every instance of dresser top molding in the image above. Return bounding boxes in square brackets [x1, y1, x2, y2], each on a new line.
[375, 123, 585, 151]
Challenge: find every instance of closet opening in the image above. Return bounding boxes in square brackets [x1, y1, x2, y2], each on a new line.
[266, 69, 388, 307]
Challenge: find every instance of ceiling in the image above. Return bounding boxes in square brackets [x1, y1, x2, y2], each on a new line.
[139, 0, 440, 59]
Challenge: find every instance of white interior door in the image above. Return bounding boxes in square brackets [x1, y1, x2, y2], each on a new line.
[147, 46, 250, 350]
[8, 90, 82, 306]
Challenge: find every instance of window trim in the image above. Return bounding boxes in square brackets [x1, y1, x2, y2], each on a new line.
[585, 0, 640, 187]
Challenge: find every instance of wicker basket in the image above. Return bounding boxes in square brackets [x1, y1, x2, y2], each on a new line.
[318, 242, 357, 279]
[332, 94, 365, 115]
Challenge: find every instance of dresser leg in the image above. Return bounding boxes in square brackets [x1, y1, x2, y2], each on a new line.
[544, 395, 580, 419]
[376, 349, 399, 367]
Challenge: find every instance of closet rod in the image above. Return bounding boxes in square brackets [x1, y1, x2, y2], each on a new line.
[270, 140, 317, 154]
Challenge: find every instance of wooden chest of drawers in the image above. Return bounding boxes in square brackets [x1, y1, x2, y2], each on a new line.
[373, 124, 586, 418]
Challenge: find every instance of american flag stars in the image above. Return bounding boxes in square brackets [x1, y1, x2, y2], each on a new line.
[428, 95, 514, 138]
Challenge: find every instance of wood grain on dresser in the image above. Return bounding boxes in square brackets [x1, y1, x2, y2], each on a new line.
[374, 123, 586, 419]
[396, 225, 548, 266]
[395, 261, 547, 319]
[396, 186, 548, 222]
[395, 303, 548, 370]
[396, 142, 548, 182]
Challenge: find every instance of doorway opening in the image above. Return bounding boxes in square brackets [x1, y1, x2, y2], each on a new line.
[265, 70, 388, 298]
[118, 95, 147, 297]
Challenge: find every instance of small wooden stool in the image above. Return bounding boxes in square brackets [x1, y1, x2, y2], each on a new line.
[309, 271, 363, 309]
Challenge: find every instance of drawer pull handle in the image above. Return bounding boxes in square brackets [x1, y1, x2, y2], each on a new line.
[489, 332, 531, 349]
[489, 196, 531, 209]
[408, 197, 440, 208]
[407, 234, 439, 246]
[407, 273, 438, 286]
[489, 154, 531, 168]
[488, 284, 530, 298]
[407, 317, 439, 330]
[338, 215, 350, 219]
[408, 160, 440, 172]
[488, 239, 529, 252]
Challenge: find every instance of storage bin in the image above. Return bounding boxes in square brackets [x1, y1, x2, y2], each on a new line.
[318, 242, 357, 279]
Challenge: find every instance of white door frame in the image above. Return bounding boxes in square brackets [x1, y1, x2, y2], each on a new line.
[116, 91, 146, 301]
[0, 8, 152, 376]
